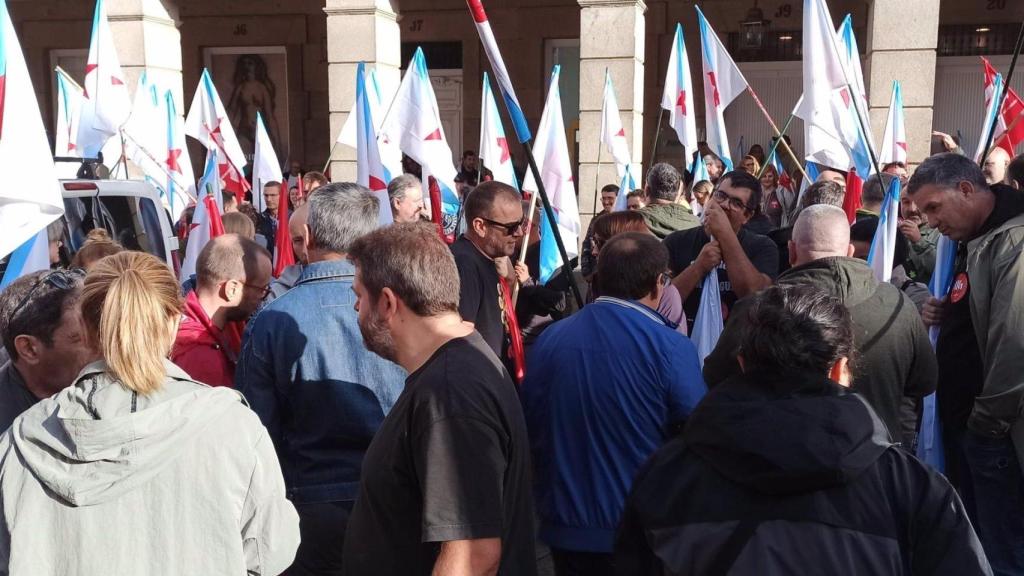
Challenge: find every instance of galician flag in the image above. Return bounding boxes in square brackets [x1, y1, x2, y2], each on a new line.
[695, 6, 748, 171]
[466, 0, 531, 143]
[185, 68, 249, 196]
[661, 23, 699, 165]
[164, 90, 196, 222]
[796, 0, 856, 172]
[54, 67, 83, 158]
[866, 177, 901, 283]
[982, 57, 1024, 156]
[523, 66, 580, 284]
[691, 267, 724, 367]
[879, 81, 908, 165]
[479, 72, 517, 189]
[0, 0, 64, 260]
[975, 73, 1004, 162]
[336, 67, 402, 181]
[180, 180, 224, 281]
[0, 229, 50, 289]
[354, 62, 393, 225]
[77, 0, 130, 158]
[601, 69, 637, 195]
[612, 165, 636, 212]
[252, 111, 283, 213]
[835, 15, 875, 178]
[380, 47, 460, 218]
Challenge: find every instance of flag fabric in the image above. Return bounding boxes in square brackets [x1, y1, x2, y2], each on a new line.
[916, 234, 957, 472]
[691, 268, 724, 367]
[879, 81, 908, 165]
[976, 72, 1005, 162]
[76, 0, 130, 158]
[380, 48, 460, 219]
[0, 229, 51, 290]
[54, 68, 83, 157]
[337, 67, 403, 180]
[769, 149, 795, 193]
[795, 162, 821, 208]
[185, 68, 249, 197]
[164, 90, 196, 221]
[272, 169, 295, 277]
[982, 57, 1024, 156]
[835, 15, 875, 178]
[612, 165, 637, 212]
[0, 0, 64, 260]
[466, 0, 531, 143]
[661, 23, 699, 165]
[252, 111, 283, 213]
[843, 169, 863, 225]
[796, 0, 856, 172]
[479, 72, 517, 189]
[354, 62, 393, 225]
[524, 66, 580, 285]
[689, 155, 710, 216]
[695, 6, 748, 171]
[601, 70, 637, 191]
[179, 191, 224, 282]
[866, 177, 901, 283]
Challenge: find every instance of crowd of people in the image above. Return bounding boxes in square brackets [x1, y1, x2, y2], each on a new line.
[0, 137, 1021, 575]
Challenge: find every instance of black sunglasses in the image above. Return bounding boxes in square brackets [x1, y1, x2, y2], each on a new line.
[479, 217, 526, 236]
[9, 268, 85, 325]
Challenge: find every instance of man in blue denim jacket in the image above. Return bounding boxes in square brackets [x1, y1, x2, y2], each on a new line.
[237, 182, 406, 575]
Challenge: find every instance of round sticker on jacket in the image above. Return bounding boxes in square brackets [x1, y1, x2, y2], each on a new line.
[950, 272, 969, 304]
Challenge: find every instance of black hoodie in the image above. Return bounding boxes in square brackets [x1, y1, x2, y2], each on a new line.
[704, 257, 937, 448]
[615, 371, 991, 576]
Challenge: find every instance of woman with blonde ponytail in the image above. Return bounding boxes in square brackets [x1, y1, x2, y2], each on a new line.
[0, 252, 300, 575]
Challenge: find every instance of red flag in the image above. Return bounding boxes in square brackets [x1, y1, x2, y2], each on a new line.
[983, 57, 1024, 156]
[499, 277, 525, 384]
[427, 176, 453, 244]
[843, 169, 863, 225]
[273, 180, 295, 277]
[206, 194, 225, 237]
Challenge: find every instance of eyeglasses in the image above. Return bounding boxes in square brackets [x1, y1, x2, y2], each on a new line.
[241, 281, 272, 299]
[713, 189, 753, 212]
[9, 268, 85, 325]
[480, 217, 526, 236]
[660, 271, 672, 288]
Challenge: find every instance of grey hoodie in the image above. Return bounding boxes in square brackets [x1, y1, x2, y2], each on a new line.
[0, 360, 299, 575]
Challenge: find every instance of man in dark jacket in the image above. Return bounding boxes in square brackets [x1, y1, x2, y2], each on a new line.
[704, 205, 937, 448]
[616, 284, 989, 576]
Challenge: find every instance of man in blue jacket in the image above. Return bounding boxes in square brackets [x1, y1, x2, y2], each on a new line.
[521, 232, 706, 576]
[237, 182, 406, 575]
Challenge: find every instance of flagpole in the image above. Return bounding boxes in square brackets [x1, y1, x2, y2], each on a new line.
[756, 110, 797, 179]
[745, 87, 811, 185]
[981, 19, 1024, 167]
[322, 142, 340, 174]
[647, 108, 665, 179]
[590, 144, 604, 216]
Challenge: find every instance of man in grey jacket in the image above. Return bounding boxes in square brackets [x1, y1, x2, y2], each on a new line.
[913, 153, 1024, 574]
[704, 205, 937, 449]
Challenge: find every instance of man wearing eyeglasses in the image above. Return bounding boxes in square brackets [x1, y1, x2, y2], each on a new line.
[0, 269, 92, 432]
[172, 234, 271, 388]
[451, 181, 526, 358]
[665, 171, 779, 335]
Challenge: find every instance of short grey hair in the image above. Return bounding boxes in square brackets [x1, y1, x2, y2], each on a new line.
[307, 182, 380, 254]
[792, 205, 850, 260]
[388, 173, 421, 202]
[861, 173, 895, 205]
[646, 162, 682, 201]
[907, 152, 988, 196]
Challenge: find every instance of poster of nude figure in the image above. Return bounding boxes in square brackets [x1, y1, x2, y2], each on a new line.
[203, 47, 288, 165]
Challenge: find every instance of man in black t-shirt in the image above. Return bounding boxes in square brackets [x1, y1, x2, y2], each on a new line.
[450, 181, 525, 357]
[665, 171, 779, 334]
[911, 153, 1024, 574]
[344, 222, 536, 576]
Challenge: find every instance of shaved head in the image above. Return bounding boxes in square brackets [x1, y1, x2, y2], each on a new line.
[984, 146, 1012, 185]
[196, 233, 271, 290]
[290, 203, 310, 264]
[790, 205, 853, 266]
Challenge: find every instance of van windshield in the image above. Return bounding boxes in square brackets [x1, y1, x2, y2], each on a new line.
[63, 195, 167, 262]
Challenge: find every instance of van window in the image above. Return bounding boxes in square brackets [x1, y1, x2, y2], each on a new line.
[62, 196, 167, 263]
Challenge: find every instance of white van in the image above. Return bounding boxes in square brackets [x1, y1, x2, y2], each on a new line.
[59, 179, 180, 270]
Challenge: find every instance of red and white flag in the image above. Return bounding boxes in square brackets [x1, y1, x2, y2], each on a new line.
[696, 6, 748, 170]
[983, 57, 1024, 156]
[479, 72, 517, 188]
[354, 62, 393, 225]
[660, 23, 699, 166]
[179, 193, 224, 281]
[185, 68, 250, 199]
[77, 0, 130, 158]
[879, 81, 908, 165]
[54, 67, 82, 158]
[252, 111, 282, 213]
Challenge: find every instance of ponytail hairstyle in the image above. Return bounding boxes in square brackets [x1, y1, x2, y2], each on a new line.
[79, 252, 183, 394]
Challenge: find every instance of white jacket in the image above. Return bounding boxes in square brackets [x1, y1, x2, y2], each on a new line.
[0, 360, 299, 575]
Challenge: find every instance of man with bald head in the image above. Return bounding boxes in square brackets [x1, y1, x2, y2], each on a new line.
[173, 233, 272, 387]
[983, 146, 1012, 185]
[704, 205, 937, 449]
[264, 203, 310, 304]
[452, 180, 526, 356]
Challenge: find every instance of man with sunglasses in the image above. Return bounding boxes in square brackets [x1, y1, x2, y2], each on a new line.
[451, 181, 526, 357]
[172, 234, 271, 388]
[0, 269, 92, 432]
[665, 170, 779, 335]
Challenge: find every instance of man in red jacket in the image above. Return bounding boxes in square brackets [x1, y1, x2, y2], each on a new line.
[172, 234, 272, 387]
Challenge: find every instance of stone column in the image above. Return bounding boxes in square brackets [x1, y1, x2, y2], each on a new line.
[865, 0, 940, 169]
[577, 0, 645, 239]
[106, 0, 184, 109]
[324, 0, 401, 182]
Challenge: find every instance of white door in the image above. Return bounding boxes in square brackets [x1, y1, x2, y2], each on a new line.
[431, 69, 463, 165]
